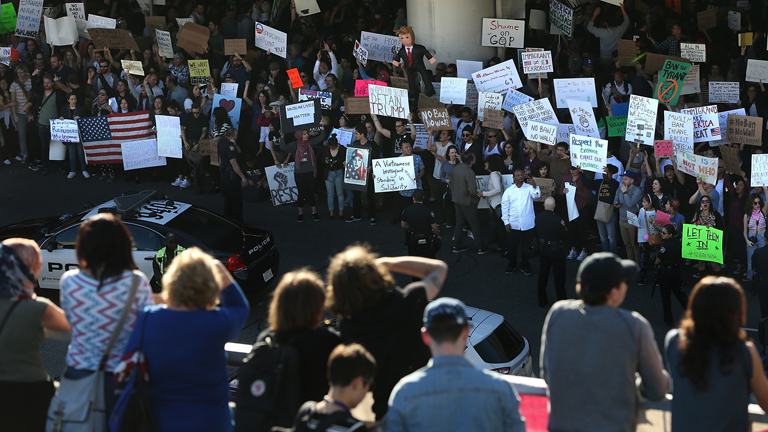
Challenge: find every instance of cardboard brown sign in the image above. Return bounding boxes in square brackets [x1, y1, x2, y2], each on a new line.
[533, 177, 556, 202]
[420, 108, 452, 131]
[345, 97, 370, 114]
[483, 108, 504, 130]
[617, 39, 637, 67]
[145, 16, 165, 33]
[644, 53, 690, 74]
[719, 145, 742, 173]
[726, 114, 763, 146]
[87, 28, 140, 52]
[198, 138, 219, 166]
[417, 93, 445, 110]
[698, 9, 717, 31]
[176, 22, 210, 54]
[225, 39, 247, 56]
[390, 76, 409, 89]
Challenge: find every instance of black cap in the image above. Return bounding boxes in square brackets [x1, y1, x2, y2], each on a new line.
[165, 233, 177, 243]
[576, 252, 637, 298]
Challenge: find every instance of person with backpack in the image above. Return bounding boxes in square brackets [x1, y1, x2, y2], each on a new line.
[604, 70, 633, 105]
[289, 344, 376, 432]
[235, 270, 341, 432]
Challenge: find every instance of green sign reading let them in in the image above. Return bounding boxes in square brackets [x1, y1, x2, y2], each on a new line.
[655, 60, 691, 106]
[606, 116, 627, 137]
[0, 4, 17, 34]
[681, 224, 723, 264]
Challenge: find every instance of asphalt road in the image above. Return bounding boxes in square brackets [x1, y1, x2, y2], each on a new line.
[1, 161, 763, 379]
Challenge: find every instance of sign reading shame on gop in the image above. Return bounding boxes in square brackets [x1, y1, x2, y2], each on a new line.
[481, 18, 525, 48]
[368, 85, 409, 119]
[279, 99, 321, 133]
[472, 59, 523, 94]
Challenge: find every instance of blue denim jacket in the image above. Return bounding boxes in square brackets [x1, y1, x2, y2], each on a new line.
[385, 356, 526, 432]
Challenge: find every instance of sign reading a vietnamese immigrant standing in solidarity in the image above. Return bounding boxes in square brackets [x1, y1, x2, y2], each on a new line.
[521, 51, 553, 74]
[569, 135, 608, 173]
[664, 111, 694, 153]
[676, 150, 718, 184]
[726, 114, 763, 146]
[527, 122, 557, 146]
[655, 60, 691, 105]
[554, 78, 597, 108]
[682, 225, 723, 264]
[502, 89, 533, 112]
[299, 89, 332, 111]
[752, 154, 768, 187]
[567, 99, 599, 138]
[625, 95, 658, 146]
[549, 0, 573, 36]
[681, 105, 720, 142]
[121, 139, 166, 171]
[360, 31, 401, 63]
[471, 59, 523, 94]
[16, 0, 44, 38]
[709, 82, 740, 104]
[368, 85, 409, 119]
[373, 156, 416, 193]
[266, 163, 298, 206]
[440, 77, 467, 105]
[606, 116, 627, 137]
[421, 108, 452, 130]
[50, 120, 80, 143]
[513, 98, 558, 139]
[481, 18, 525, 48]
[680, 43, 706, 63]
[254, 22, 287, 58]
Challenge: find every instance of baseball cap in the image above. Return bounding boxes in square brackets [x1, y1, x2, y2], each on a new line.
[423, 297, 469, 328]
[165, 233, 177, 242]
[583, 59, 594, 66]
[223, 71, 235, 80]
[269, 62, 280, 71]
[621, 170, 636, 180]
[577, 252, 637, 298]
[607, 163, 618, 174]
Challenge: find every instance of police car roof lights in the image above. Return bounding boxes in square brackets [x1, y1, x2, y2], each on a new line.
[113, 190, 158, 215]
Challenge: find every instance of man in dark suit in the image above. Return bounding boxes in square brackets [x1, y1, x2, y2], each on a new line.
[392, 26, 437, 99]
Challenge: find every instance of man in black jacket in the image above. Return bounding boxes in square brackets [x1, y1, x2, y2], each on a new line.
[392, 26, 437, 99]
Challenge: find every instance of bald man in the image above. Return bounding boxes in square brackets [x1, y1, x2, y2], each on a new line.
[535, 197, 568, 306]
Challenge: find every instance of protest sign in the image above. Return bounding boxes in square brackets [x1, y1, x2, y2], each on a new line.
[439, 77, 467, 105]
[680, 43, 706, 63]
[746, 59, 768, 83]
[188, 60, 210, 84]
[681, 105, 720, 143]
[625, 95, 658, 145]
[465, 83, 479, 111]
[86, 14, 115, 29]
[121, 139, 166, 171]
[177, 22, 210, 54]
[330, 128, 354, 147]
[410, 123, 429, 150]
[617, 39, 637, 67]
[529, 9, 546, 30]
[514, 98, 558, 139]
[50, 119, 79, 143]
[266, 163, 298, 206]
[198, 139, 218, 166]
[287, 69, 302, 88]
[655, 60, 691, 105]
[627, 211, 641, 227]
[502, 89, 533, 112]
[144, 16, 165, 33]
[354, 79, 385, 97]
[345, 97, 370, 114]
[554, 78, 597, 108]
[155, 115, 182, 158]
[390, 77, 408, 90]
[476, 174, 515, 208]
[607, 116, 627, 137]
[682, 225, 723, 264]
[373, 156, 417, 193]
[698, 9, 717, 31]
[344, 147, 370, 190]
[44, 16, 78, 46]
[739, 33, 753, 46]
[155, 30, 174, 58]
[526, 121, 557, 145]
[360, 31, 401, 63]
[457, 60, 484, 79]
[678, 63, 699, 95]
[0, 4, 17, 34]
[254, 22, 286, 58]
[549, 0, 573, 36]
[720, 145, 742, 174]
[654, 140, 674, 157]
[353, 40, 368, 66]
[567, 99, 599, 138]
[176, 17, 193, 27]
[664, 111, 694, 153]
[709, 82, 740, 104]
[645, 53, 690, 74]
[0, 48, 11, 67]
[481, 18, 525, 48]
[420, 108, 452, 130]
[729, 11, 741, 30]
[655, 211, 671, 226]
[294, 0, 321, 16]
[418, 93, 444, 110]
[534, 177, 556, 202]
[471, 59, 523, 94]
[484, 108, 505, 130]
[569, 134, 608, 173]
[87, 28, 139, 51]
[521, 51, 553, 74]
[220, 83, 238, 97]
[369, 85, 409, 119]
[121, 60, 144, 76]
[16, 0, 43, 38]
[299, 89, 332, 111]
[211, 94, 241, 131]
[676, 150, 718, 184]
[711, 108, 744, 146]
[565, 186, 579, 221]
[726, 114, 763, 146]
[557, 124, 576, 144]
[279, 99, 320, 133]
[224, 39, 247, 56]
[477, 91, 503, 121]
[752, 154, 768, 186]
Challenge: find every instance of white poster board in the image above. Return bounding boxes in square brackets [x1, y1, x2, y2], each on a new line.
[514, 98, 559, 139]
[254, 22, 287, 58]
[567, 99, 600, 138]
[457, 60, 484, 79]
[439, 77, 467, 105]
[680, 43, 706, 63]
[471, 59, 523, 94]
[476, 174, 515, 208]
[681, 105, 720, 143]
[557, 123, 576, 144]
[709, 82, 740, 104]
[554, 78, 598, 108]
[676, 150, 718, 184]
[156, 30, 174, 59]
[330, 128, 354, 147]
[746, 59, 768, 83]
[86, 14, 116, 29]
[50, 119, 80, 143]
[729, 11, 741, 31]
[294, 0, 321, 16]
[16, 0, 44, 38]
[569, 134, 608, 173]
[752, 154, 768, 187]
[265, 163, 298, 205]
[520, 51, 554, 74]
[680, 64, 700, 96]
[121, 139, 166, 170]
[221, 83, 238, 97]
[155, 115, 182, 158]
[627, 211, 640, 227]
[372, 156, 417, 193]
[664, 111, 694, 154]
[625, 95, 658, 146]
[65, 3, 88, 39]
[368, 85, 409, 119]
[565, 186, 579, 221]
[481, 18, 525, 48]
[526, 121, 557, 145]
[713, 108, 746, 145]
[502, 89, 533, 112]
[477, 91, 504, 121]
[353, 40, 368, 66]
[360, 31, 401, 63]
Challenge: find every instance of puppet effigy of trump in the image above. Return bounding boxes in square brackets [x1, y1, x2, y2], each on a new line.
[392, 26, 437, 99]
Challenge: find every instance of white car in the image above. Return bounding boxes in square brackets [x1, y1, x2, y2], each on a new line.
[463, 306, 533, 377]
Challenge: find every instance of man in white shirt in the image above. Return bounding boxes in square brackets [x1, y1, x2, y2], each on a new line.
[314, 43, 338, 91]
[595, 149, 624, 182]
[501, 168, 541, 275]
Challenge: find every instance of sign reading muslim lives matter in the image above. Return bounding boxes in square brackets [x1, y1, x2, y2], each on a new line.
[682, 224, 723, 264]
[368, 85, 409, 119]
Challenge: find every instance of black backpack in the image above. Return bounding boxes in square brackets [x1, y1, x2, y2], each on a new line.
[234, 332, 301, 432]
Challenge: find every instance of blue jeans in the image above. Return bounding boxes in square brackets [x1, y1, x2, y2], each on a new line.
[325, 169, 344, 212]
[747, 234, 766, 278]
[597, 212, 618, 254]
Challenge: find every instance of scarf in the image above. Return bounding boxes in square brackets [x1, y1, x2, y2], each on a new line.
[294, 131, 317, 176]
[0, 244, 35, 300]
[753, 209, 762, 222]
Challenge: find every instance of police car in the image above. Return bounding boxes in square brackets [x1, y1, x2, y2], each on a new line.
[463, 306, 533, 377]
[0, 191, 280, 292]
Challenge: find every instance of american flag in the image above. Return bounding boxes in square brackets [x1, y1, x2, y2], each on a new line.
[78, 111, 154, 164]
[710, 127, 721, 137]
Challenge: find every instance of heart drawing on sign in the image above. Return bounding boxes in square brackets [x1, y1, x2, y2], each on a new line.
[219, 99, 236, 112]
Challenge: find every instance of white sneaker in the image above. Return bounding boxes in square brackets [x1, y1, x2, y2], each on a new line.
[567, 250, 578, 259]
[67, 172, 76, 179]
[2, 159, 9, 165]
[577, 251, 588, 261]
[180, 179, 191, 188]
[171, 178, 183, 186]
[82, 171, 91, 179]
[15, 155, 23, 161]
[468, 231, 475, 240]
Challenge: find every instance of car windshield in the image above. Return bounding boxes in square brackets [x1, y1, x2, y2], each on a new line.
[165, 208, 241, 252]
[473, 320, 525, 364]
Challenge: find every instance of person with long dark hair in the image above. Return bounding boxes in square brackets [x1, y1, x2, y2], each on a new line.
[479, 154, 507, 249]
[280, 130, 319, 221]
[665, 277, 768, 430]
[743, 191, 768, 282]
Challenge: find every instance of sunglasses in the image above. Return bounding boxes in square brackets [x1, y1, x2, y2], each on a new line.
[462, 134, 471, 137]
[661, 231, 669, 235]
[192, 111, 201, 115]
[488, 134, 497, 138]
[701, 200, 711, 204]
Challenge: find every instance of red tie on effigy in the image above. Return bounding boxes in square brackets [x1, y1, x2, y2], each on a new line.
[407, 48, 412, 66]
